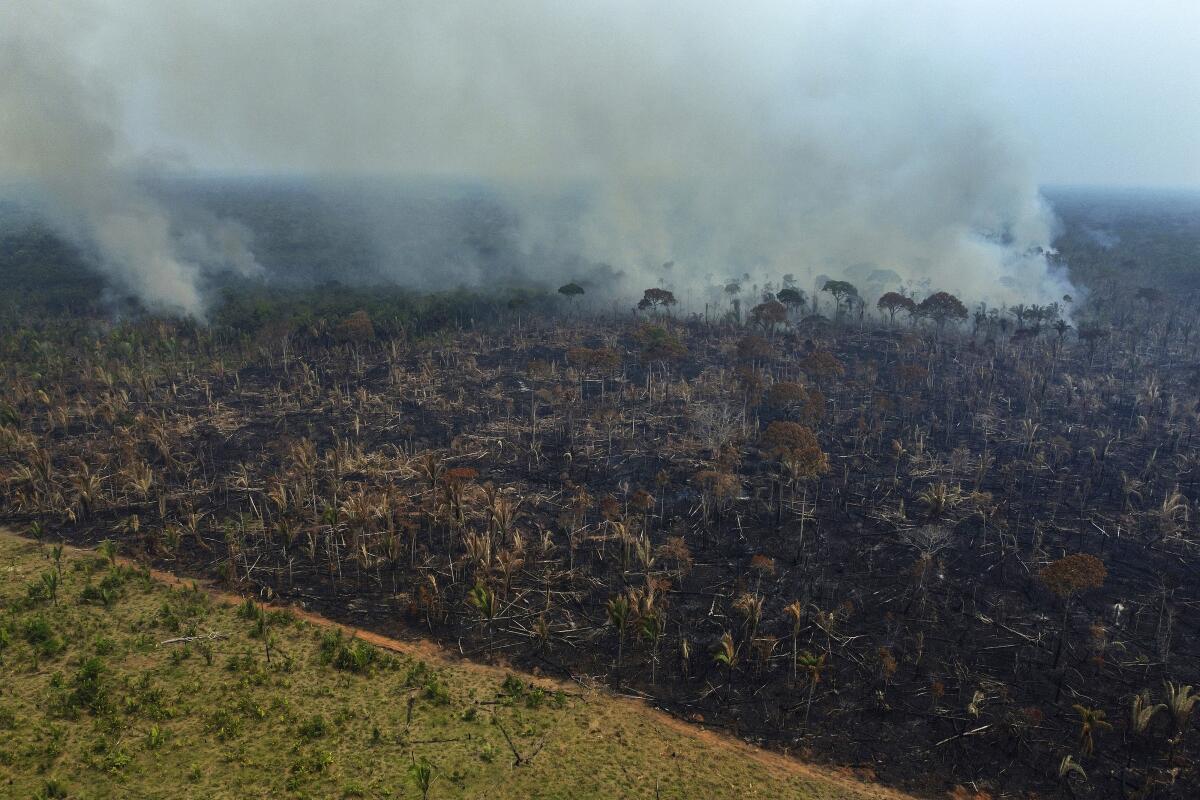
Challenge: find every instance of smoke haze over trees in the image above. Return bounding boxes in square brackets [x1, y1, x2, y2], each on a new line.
[7, 0, 1190, 314]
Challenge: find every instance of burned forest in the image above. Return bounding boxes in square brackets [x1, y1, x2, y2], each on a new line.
[5, 1, 1200, 797]
[2, 219, 1199, 798]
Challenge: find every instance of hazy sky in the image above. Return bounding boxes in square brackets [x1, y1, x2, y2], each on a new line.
[103, 0, 1199, 190]
[939, 1, 1200, 189]
[11, 0, 1199, 190]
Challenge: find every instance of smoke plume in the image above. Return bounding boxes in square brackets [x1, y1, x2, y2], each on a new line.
[0, 2, 260, 315]
[2, 1, 1075, 313]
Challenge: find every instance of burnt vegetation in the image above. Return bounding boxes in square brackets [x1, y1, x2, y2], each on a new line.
[2, 191, 1199, 798]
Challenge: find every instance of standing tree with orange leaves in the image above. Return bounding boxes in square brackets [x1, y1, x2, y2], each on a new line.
[761, 422, 829, 486]
[760, 421, 828, 539]
[877, 291, 916, 326]
[637, 287, 677, 316]
[750, 300, 788, 336]
[1040, 553, 1107, 671]
[917, 291, 969, 333]
[764, 381, 825, 426]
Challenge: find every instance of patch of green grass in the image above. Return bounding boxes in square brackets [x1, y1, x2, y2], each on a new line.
[22, 615, 66, 661]
[297, 713, 329, 740]
[319, 628, 388, 674]
[0, 531, 900, 800]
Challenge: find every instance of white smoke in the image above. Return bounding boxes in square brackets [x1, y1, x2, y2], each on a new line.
[2, 0, 1075, 312]
[0, 1, 260, 316]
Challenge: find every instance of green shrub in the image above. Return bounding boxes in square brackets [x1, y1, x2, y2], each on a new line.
[320, 630, 378, 674]
[423, 677, 451, 705]
[298, 714, 329, 740]
[403, 660, 431, 688]
[69, 657, 110, 716]
[101, 743, 132, 773]
[157, 588, 212, 632]
[525, 686, 546, 708]
[500, 674, 525, 701]
[33, 778, 69, 800]
[290, 749, 333, 776]
[78, 571, 126, 608]
[50, 657, 110, 718]
[128, 674, 175, 721]
[237, 596, 259, 621]
[26, 572, 59, 605]
[23, 616, 66, 659]
[206, 708, 242, 741]
[237, 697, 268, 720]
[144, 724, 168, 750]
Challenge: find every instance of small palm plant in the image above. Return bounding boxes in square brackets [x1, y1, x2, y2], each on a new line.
[732, 593, 764, 642]
[1129, 691, 1165, 738]
[1164, 682, 1198, 748]
[531, 614, 551, 653]
[783, 600, 804, 684]
[797, 651, 826, 727]
[712, 630, 738, 686]
[98, 539, 118, 568]
[605, 594, 630, 670]
[144, 724, 167, 750]
[39, 571, 59, 606]
[408, 756, 435, 800]
[1073, 705, 1112, 756]
[1058, 754, 1087, 785]
[638, 609, 664, 684]
[1127, 690, 1165, 772]
[467, 580, 497, 646]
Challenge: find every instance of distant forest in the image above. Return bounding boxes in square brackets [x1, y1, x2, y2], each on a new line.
[1, 185, 1197, 322]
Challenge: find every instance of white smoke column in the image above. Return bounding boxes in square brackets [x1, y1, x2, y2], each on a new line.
[9, 1, 1076, 309]
[0, 2, 260, 315]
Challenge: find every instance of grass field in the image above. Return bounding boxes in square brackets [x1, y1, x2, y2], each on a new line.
[0, 531, 911, 800]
